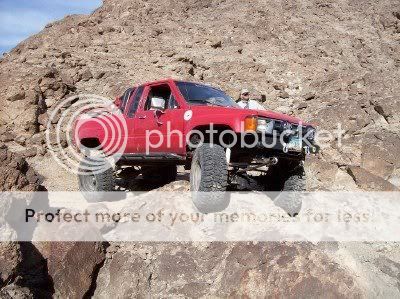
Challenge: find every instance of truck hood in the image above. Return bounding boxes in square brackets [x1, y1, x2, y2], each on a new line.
[254, 109, 304, 124]
[189, 106, 306, 125]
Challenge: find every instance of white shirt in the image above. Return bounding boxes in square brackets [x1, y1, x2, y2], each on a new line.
[237, 100, 266, 110]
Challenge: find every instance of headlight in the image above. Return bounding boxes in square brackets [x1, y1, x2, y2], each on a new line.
[245, 116, 287, 135]
[257, 118, 274, 134]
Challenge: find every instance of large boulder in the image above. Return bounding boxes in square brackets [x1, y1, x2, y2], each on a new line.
[0, 143, 105, 298]
[0, 144, 53, 297]
[34, 242, 106, 298]
[94, 242, 363, 298]
[0, 242, 53, 298]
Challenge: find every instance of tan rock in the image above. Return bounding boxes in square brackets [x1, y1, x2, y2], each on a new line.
[21, 147, 38, 158]
[305, 157, 338, 190]
[0, 144, 41, 191]
[347, 166, 399, 191]
[6, 91, 25, 102]
[273, 82, 288, 91]
[15, 135, 27, 146]
[0, 132, 15, 143]
[370, 97, 400, 124]
[80, 69, 93, 82]
[29, 134, 44, 145]
[303, 92, 316, 101]
[94, 242, 362, 298]
[44, 98, 57, 108]
[278, 90, 290, 99]
[37, 113, 49, 126]
[332, 168, 360, 190]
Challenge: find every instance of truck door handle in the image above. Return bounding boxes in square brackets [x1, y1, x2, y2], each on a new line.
[138, 115, 146, 119]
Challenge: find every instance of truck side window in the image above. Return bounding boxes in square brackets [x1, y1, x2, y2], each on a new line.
[144, 84, 173, 111]
[120, 87, 135, 113]
[128, 85, 144, 117]
[168, 94, 179, 109]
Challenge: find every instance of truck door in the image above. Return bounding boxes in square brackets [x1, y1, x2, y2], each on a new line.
[134, 83, 185, 155]
[123, 85, 144, 153]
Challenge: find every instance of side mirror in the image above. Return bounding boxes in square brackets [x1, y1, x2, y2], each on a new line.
[150, 97, 165, 111]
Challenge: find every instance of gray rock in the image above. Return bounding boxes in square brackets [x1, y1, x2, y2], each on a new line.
[34, 242, 106, 298]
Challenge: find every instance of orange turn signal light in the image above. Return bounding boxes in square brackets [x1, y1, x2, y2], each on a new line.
[244, 116, 257, 131]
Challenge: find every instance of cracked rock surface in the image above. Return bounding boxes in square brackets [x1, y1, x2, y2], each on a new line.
[0, 0, 399, 191]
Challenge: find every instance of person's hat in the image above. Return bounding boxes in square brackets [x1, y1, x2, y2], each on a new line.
[241, 88, 249, 95]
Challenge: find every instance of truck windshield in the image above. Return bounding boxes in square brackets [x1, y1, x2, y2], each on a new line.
[176, 81, 239, 108]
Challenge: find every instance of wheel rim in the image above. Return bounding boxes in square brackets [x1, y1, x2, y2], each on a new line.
[79, 172, 97, 192]
[191, 160, 202, 191]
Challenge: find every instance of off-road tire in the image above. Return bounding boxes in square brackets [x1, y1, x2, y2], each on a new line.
[190, 143, 229, 213]
[266, 160, 305, 216]
[283, 173, 306, 192]
[78, 157, 115, 202]
[273, 174, 305, 216]
[142, 165, 177, 184]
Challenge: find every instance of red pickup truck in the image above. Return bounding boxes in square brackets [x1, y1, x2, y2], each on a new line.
[75, 79, 318, 213]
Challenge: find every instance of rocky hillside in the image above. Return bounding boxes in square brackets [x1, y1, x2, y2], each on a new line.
[1, 0, 400, 297]
[0, 0, 399, 190]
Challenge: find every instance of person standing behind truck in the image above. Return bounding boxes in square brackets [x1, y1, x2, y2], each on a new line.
[236, 88, 266, 110]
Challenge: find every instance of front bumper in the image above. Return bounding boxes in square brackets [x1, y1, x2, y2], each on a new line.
[234, 133, 319, 158]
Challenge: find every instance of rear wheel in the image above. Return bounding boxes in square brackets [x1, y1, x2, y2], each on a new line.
[78, 157, 115, 202]
[190, 143, 229, 213]
[283, 172, 306, 192]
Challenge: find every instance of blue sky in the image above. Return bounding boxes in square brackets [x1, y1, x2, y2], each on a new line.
[0, 0, 102, 54]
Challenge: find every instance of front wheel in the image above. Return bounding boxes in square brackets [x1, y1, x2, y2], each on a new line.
[273, 173, 305, 216]
[265, 160, 305, 216]
[190, 144, 229, 213]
